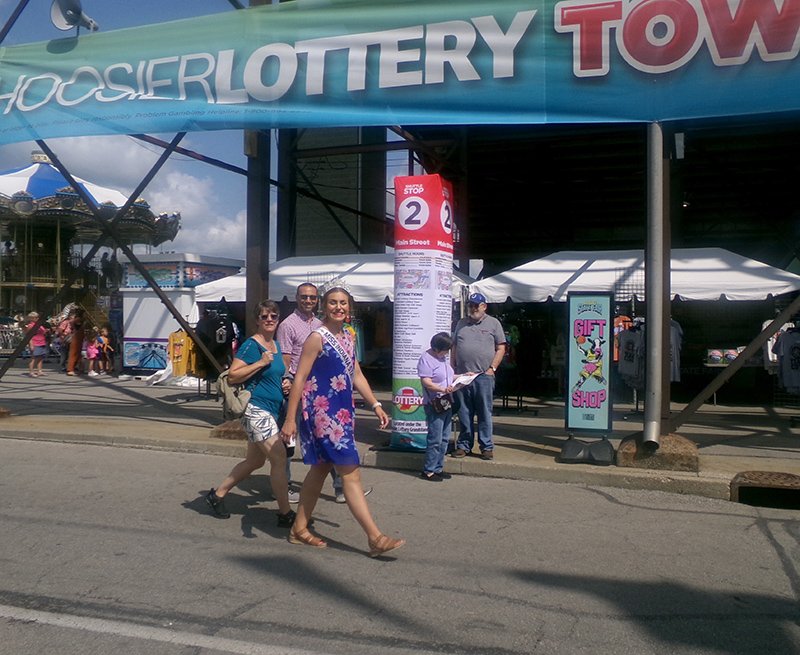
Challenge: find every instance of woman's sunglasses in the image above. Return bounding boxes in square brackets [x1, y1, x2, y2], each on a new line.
[260, 314, 279, 321]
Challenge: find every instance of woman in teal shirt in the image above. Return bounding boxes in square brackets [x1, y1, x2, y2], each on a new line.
[205, 300, 294, 528]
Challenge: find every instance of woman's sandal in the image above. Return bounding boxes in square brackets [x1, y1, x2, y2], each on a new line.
[368, 534, 406, 558]
[289, 529, 327, 548]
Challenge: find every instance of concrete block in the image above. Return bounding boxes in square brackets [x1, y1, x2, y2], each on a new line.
[617, 432, 699, 472]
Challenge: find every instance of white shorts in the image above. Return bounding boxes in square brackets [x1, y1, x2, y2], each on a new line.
[240, 404, 279, 443]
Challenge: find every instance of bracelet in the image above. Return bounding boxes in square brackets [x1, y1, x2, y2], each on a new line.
[371, 401, 382, 410]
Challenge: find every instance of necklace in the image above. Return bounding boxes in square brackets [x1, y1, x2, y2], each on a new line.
[256, 334, 277, 353]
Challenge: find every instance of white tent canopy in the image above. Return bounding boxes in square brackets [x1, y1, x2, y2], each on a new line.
[471, 248, 800, 303]
[194, 253, 473, 303]
[194, 269, 246, 303]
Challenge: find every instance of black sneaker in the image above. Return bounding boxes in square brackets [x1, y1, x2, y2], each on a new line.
[277, 509, 297, 528]
[205, 489, 230, 519]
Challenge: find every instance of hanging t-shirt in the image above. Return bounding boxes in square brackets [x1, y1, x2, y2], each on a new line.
[617, 327, 645, 389]
[196, 313, 235, 371]
[169, 331, 190, 377]
[502, 324, 520, 369]
[346, 320, 365, 363]
[772, 330, 800, 394]
[613, 315, 632, 362]
[186, 336, 202, 378]
[763, 320, 794, 373]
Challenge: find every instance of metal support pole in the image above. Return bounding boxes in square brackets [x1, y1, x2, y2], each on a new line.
[244, 129, 271, 337]
[359, 126, 388, 252]
[276, 128, 297, 260]
[643, 122, 666, 451]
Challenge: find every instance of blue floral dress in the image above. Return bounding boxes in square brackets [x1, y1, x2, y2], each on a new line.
[299, 327, 360, 466]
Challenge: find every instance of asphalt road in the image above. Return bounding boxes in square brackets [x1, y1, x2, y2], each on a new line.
[1, 439, 799, 655]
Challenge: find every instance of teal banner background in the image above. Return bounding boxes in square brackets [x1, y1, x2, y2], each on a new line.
[0, 0, 797, 144]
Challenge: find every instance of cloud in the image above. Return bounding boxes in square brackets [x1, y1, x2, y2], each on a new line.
[174, 208, 249, 261]
[0, 135, 248, 260]
[152, 169, 248, 261]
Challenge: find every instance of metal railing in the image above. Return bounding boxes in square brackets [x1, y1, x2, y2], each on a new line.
[0, 325, 23, 351]
[1, 253, 108, 286]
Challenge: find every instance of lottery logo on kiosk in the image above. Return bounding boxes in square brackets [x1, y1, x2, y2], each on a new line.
[391, 174, 454, 450]
[566, 293, 613, 433]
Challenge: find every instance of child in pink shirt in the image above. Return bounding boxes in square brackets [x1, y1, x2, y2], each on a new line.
[84, 327, 101, 377]
[26, 311, 49, 378]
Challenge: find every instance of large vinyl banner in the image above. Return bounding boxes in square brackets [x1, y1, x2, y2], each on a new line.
[391, 174, 454, 450]
[0, 0, 799, 144]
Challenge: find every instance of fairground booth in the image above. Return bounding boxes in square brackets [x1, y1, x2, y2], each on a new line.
[471, 249, 800, 407]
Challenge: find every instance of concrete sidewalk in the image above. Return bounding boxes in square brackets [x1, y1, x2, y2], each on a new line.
[2, 360, 800, 502]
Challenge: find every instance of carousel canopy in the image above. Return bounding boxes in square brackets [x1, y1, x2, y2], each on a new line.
[0, 152, 180, 247]
[0, 160, 129, 207]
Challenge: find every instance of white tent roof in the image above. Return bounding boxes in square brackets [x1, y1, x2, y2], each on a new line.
[194, 269, 246, 303]
[472, 248, 800, 303]
[194, 254, 473, 303]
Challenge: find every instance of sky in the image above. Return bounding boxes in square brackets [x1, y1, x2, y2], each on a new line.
[0, 0, 256, 262]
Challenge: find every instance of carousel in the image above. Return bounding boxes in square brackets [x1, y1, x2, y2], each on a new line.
[0, 151, 180, 333]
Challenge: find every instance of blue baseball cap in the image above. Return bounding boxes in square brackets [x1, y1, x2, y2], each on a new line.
[468, 292, 487, 304]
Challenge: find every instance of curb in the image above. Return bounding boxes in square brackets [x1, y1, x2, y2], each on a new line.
[0, 430, 247, 458]
[0, 429, 732, 501]
[362, 448, 732, 500]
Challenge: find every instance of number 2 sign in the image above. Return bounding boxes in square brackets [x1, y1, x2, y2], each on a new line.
[393, 175, 453, 254]
[397, 196, 430, 231]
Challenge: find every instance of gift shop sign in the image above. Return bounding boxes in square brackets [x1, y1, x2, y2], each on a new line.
[391, 174, 454, 450]
[566, 293, 613, 433]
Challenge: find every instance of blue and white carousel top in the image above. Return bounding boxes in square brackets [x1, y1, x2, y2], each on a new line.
[0, 152, 129, 207]
[0, 152, 180, 246]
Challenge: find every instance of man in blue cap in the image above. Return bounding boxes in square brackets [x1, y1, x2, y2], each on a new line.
[451, 292, 506, 460]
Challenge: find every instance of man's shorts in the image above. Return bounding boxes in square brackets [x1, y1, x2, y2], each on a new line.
[240, 404, 279, 443]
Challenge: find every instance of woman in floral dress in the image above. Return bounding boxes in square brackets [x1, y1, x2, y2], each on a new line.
[280, 287, 405, 557]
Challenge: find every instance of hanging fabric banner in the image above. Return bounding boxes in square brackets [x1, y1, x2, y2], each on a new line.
[566, 292, 613, 433]
[1, 0, 800, 145]
[391, 174, 454, 450]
